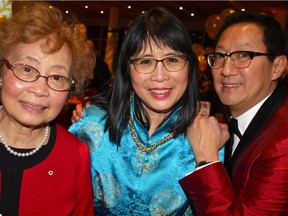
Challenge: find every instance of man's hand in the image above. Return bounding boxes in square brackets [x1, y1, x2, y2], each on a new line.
[187, 113, 229, 163]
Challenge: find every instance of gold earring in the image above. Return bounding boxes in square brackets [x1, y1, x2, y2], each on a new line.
[129, 91, 133, 104]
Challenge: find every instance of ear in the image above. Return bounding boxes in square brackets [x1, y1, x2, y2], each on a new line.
[271, 55, 287, 80]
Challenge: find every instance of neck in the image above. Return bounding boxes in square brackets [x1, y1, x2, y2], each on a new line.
[144, 109, 171, 135]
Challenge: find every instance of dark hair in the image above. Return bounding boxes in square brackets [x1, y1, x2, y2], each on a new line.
[90, 7, 199, 144]
[215, 10, 287, 61]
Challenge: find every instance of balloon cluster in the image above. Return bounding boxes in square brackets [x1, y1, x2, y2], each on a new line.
[205, 8, 236, 39]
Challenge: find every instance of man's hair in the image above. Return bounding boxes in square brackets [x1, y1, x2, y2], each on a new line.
[215, 10, 287, 61]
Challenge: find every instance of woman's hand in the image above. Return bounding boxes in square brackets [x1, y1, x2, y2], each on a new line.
[71, 101, 90, 123]
[187, 113, 229, 163]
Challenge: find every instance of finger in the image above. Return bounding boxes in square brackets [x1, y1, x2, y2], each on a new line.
[75, 104, 84, 118]
[218, 123, 230, 148]
[219, 123, 228, 131]
[84, 101, 91, 108]
[196, 112, 210, 120]
[196, 112, 204, 119]
[76, 103, 83, 112]
[71, 110, 79, 123]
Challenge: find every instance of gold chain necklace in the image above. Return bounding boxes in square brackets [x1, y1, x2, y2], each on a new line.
[128, 117, 174, 152]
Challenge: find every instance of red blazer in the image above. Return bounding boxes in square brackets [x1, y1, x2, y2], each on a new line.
[179, 85, 288, 215]
[0, 124, 94, 216]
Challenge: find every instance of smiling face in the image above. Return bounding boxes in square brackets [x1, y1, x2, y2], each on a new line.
[0, 38, 72, 128]
[212, 23, 284, 117]
[130, 39, 189, 118]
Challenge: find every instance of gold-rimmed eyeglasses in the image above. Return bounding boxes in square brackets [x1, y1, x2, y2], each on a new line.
[3, 59, 74, 92]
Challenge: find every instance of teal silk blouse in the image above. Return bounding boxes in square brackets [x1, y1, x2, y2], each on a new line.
[69, 101, 225, 215]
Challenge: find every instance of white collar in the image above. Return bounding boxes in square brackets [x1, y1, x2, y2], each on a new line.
[236, 93, 271, 135]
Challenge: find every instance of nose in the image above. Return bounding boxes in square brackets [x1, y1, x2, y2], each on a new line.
[150, 61, 170, 81]
[27, 76, 50, 96]
[221, 56, 238, 77]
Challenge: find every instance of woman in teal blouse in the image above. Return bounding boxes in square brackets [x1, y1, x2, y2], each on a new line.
[69, 7, 224, 215]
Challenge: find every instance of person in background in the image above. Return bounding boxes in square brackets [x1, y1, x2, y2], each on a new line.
[69, 7, 225, 215]
[57, 47, 112, 129]
[0, 2, 95, 215]
[85, 51, 112, 96]
[198, 70, 223, 117]
[180, 10, 288, 215]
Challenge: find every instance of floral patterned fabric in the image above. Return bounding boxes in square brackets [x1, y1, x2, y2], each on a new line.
[69, 100, 225, 215]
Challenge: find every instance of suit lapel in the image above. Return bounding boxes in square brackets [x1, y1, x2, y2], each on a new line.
[228, 84, 288, 174]
[224, 137, 233, 177]
[224, 116, 234, 177]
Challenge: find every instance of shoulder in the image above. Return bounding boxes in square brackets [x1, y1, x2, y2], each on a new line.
[69, 104, 107, 134]
[56, 124, 89, 149]
[84, 104, 107, 118]
[49, 124, 91, 164]
[68, 105, 107, 150]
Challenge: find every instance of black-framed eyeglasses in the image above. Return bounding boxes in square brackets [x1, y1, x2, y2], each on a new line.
[3, 59, 74, 92]
[129, 55, 189, 74]
[206, 51, 278, 69]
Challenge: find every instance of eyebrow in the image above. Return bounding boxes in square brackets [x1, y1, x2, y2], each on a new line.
[50, 65, 69, 72]
[18, 56, 69, 72]
[134, 52, 182, 58]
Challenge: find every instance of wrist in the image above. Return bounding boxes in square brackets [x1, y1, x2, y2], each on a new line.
[195, 160, 212, 168]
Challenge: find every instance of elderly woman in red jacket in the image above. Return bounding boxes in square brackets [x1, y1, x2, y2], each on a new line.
[0, 2, 95, 215]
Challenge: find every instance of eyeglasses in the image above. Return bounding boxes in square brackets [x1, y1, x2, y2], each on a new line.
[3, 59, 74, 92]
[206, 51, 277, 69]
[129, 55, 189, 74]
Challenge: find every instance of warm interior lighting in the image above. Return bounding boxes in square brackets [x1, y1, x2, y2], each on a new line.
[0, 0, 12, 17]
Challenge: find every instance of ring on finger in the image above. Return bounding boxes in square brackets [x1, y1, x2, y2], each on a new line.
[197, 112, 204, 118]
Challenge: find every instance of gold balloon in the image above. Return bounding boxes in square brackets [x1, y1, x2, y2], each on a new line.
[192, 43, 204, 57]
[0, 15, 7, 29]
[198, 55, 207, 72]
[205, 14, 222, 39]
[220, 8, 236, 21]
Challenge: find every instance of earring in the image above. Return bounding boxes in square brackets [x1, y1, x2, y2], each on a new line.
[129, 91, 133, 104]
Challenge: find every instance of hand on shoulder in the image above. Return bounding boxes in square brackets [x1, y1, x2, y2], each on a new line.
[71, 101, 91, 123]
[187, 113, 229, 163]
